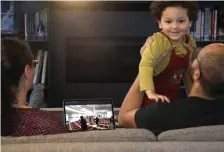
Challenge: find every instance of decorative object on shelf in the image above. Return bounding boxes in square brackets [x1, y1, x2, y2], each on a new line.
[23, 7, 48, 41]
[29, 84, 45, 108]
[1, 1, 14, 35]
[36, 20, 45, 40]
[218, 8, 224, 37]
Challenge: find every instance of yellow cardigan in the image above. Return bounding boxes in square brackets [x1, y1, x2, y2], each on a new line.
[139, 32, 197, 92]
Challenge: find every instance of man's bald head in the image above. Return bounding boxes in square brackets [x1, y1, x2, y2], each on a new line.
[197, 43, 224, 98]
[199, 43, 224, 58]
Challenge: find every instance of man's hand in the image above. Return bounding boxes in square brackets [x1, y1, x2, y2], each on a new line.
[183, 43, 194, 54]
[183, 43, 202, 61]
[146, 90, 170, 103]
[140, 37, 154, 57]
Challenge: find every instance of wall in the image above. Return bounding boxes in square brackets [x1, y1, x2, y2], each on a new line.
[12, 1, 224, 108]
[48, 6, 159, 107]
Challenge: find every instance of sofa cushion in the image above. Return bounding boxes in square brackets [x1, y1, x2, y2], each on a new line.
[158, 125, 224, 141]
[2, 142, 224, 152]
[2, 128, 156, 144]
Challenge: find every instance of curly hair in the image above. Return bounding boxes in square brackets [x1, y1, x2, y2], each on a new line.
[150, 1, 199, 22]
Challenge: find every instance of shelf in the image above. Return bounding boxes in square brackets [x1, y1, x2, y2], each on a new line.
[52, 1, 151, 11]
[196, 40, 224, 42]
[25, 39, 48, 42]
[1, 33, 17, 37]
[24, 36, 48, 42]
[195, 37, 224, 43]
[1, 34, 48, 43]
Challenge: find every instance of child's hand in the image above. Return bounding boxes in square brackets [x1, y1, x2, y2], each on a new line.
[146, 90, 170, 103]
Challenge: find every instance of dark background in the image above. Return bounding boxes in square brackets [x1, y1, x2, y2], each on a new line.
[49, 2, 159, 107]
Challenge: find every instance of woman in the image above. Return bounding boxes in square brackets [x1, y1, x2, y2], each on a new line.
[1, 38, 68, 136]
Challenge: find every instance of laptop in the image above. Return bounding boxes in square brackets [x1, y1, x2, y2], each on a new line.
[63, 98, 115, 132]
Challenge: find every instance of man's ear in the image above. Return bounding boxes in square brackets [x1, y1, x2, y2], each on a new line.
[157, 20, 162, 29]
[193, 69, 201, 81]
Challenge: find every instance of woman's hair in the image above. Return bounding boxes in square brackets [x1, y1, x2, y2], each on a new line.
[150, 1, 199, 22]
[1, 37, 34, 136]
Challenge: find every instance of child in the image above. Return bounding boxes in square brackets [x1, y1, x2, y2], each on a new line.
[139, 2, 199, 106]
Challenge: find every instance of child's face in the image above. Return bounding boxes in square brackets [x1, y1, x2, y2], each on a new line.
[158, 6, 192, 43]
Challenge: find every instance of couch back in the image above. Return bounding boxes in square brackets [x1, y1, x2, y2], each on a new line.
[2, 126, 224, 152]
[158, 125, 224, 141]
[2, 125, 224, 144]
[1, 129, 156, 144]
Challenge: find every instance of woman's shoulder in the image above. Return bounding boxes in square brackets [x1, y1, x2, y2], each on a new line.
[18, 108, 62, 122]
[13, 108, 63, 127]
[12, 108, 67, 136]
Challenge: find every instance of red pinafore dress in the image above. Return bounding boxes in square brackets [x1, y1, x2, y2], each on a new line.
[142, 34, 190, 107]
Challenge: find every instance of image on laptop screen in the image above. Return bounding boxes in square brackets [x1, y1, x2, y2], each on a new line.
[63, 98, 115, 131]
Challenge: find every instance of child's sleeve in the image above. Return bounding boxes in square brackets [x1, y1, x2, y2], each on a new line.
[139, 40, 164, 92]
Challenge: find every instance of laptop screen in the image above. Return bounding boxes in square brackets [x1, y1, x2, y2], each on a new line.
[63, 98, 115, 131]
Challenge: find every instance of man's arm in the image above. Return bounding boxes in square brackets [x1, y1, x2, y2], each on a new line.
[118, 75, 144, 128]
[118, 36, 154, 128]
[118, 75, 175, 130]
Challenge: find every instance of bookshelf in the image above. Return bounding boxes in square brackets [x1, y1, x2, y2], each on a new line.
[192, 2, 224, 47]
[0, 1, 50, 50]
[181, 1, 224, 97]
[7, 1, 50, 106]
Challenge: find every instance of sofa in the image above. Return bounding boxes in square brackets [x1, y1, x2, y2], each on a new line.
[2, 109, 224, 152]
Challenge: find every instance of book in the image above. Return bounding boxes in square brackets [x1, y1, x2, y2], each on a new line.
[24, 13, 28, 39]
[33, 50, 44, 85]
[41, 51, 48, 85]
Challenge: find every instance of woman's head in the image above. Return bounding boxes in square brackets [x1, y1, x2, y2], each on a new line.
[150, 1, 199, 43]
[1, 38, 35, 135]
[2, 38, 35, 98]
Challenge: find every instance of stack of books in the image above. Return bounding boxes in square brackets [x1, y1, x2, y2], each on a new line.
[189, 8, 224, 41]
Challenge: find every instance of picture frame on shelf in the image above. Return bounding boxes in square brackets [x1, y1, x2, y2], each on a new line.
[1, 1, 15, 36]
